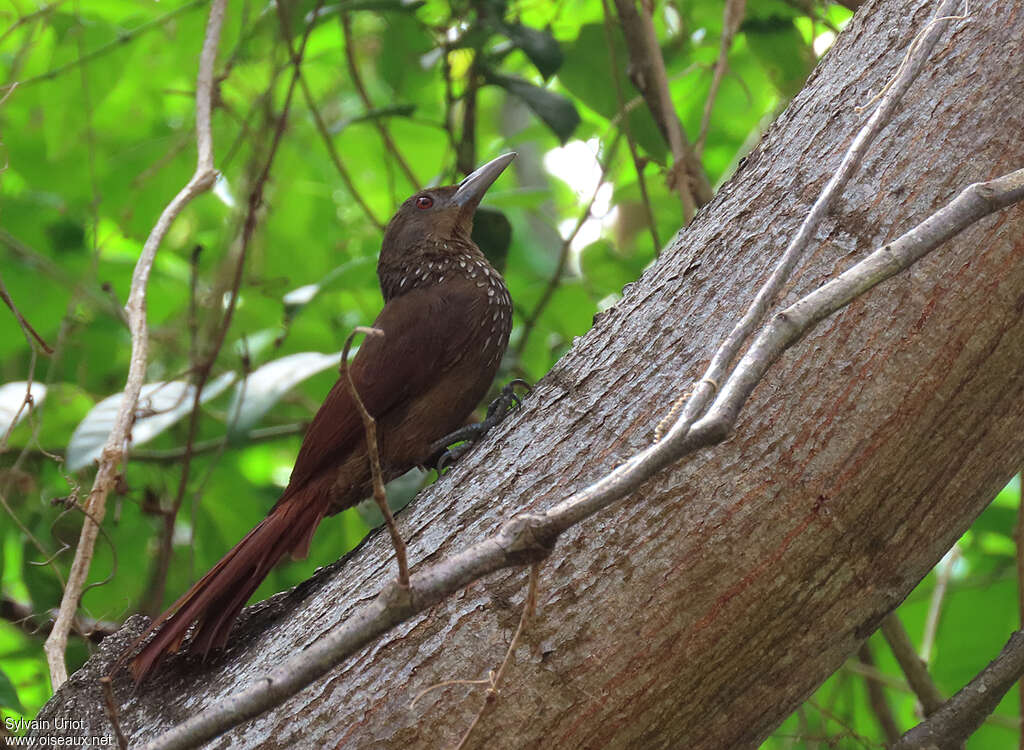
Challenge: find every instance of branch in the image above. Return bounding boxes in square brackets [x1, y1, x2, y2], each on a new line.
[0, 270, 53, 354]
[687, 167, 1024, 446]
[41, 0, 227, 691]
[138, 164, 1024, 750]
[0, 596, 118, 645]
[921, 544, 958, 662]
[515, 135, 621, 357]
[894, 629, 1024, 749]
[881, 614, 945, 715]
[0, 1, 70, 47]
[132, 423, 307, 461]
[611, 0, 712, 220]
[856, 642, 902, 744]
[656, 0, 965, 452]
[600, 0, 661, 256]
[695, 0, 746, 158]
[341, 326, 409, 585]
[454, 563, 540, 749]
[340, 12, 419, 188]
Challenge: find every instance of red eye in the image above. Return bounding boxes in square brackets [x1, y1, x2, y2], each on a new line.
[416, 195, 434, 209]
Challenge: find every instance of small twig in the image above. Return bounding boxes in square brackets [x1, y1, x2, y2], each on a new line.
[855, 1, 971, 114]
[99, 676, 129, 750]
[340, 12, 419, 188]
[881, 614, 945, 716]
[129, 423, 307, 462]
[857, 641, 902, 743]
[0, 229, 122, 319]
[41, 0, 227, 691]
[0, 596, 117, 644]
[844, 658, 1019, 730]
[696, 0, 747, 158]
[342, 326, 409, 586]
[456, 63, 480, 177]
[0, 1, 69, 47]
[611, 0, 712, 220]
[600, 0, 660, 256]
[805, 698, 877, 749]
[455, 563, 541, 750]
[921, 544, 958, 663]
[296, 70, 384, 231]
[0, 487, 66, 593]
[0, 271, 53, 354]
[894, 629, 1024, 749]
[516, 134, 622, 357]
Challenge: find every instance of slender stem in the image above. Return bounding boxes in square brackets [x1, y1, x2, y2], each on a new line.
[342, 327, 409, 585]
[41, 0, 227, 690]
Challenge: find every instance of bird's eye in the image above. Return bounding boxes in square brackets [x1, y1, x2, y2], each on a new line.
[416, 195, 434, 210]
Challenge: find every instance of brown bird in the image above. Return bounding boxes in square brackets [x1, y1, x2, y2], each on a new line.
[128, 153, 516, 683]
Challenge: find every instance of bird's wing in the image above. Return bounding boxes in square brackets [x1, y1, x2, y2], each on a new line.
[282, 284, 485, 496]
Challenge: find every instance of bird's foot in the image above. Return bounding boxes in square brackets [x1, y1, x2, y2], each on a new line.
[428, 379, 532, 472]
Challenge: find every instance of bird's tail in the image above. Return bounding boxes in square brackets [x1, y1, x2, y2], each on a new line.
[126, 478, 333, 683]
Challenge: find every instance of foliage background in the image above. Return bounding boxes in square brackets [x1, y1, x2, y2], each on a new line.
[0, 0, 1018, 746]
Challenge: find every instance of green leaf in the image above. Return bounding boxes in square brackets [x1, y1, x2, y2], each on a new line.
[472, 207, 512, 273]
[227, 352, 341, 438]
[580, 239, 647, 296]
[501, 22, 563, 79]
[742, 17, 816, 99]
[0, 667, 25, 713]
[376, 11, 437, 95]
[486, 72, 580, 144]
[42, 13, 134, 158]
[66, 373, 237, 471]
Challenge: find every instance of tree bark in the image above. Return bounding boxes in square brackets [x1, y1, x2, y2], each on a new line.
[36, 0, 1024, 746]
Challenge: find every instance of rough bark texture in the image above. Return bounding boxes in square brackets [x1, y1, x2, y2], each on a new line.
[36, 0, 1024, 746]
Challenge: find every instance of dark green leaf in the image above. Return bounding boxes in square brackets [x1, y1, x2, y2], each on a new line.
[0, 667, 25, 713]
[44, 218, 87, 255]
[742, 17, 816, 98]
[486, 72, 580, 144]
[502, 22, 563, 79]
[22, 538, 64, 613]
[472, 207, 512, 273]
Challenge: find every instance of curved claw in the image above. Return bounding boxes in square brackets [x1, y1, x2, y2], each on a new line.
[429, 378, 533, 474]
[436, 443, 471, 473]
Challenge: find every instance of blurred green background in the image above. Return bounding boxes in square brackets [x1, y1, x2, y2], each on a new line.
[2, 0, 1018, 746]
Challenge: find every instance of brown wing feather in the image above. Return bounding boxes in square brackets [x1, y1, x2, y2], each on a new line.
[282, 283, 484, 501]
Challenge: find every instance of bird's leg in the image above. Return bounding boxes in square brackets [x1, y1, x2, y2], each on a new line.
[428, 379, 531, 472]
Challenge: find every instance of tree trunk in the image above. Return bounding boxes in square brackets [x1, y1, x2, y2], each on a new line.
[36, 0, 1024, 746]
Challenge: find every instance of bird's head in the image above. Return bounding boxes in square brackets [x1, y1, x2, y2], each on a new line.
[381, 153, 516, 253]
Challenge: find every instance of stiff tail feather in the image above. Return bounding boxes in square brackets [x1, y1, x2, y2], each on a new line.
[125, 482, 332, 683]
